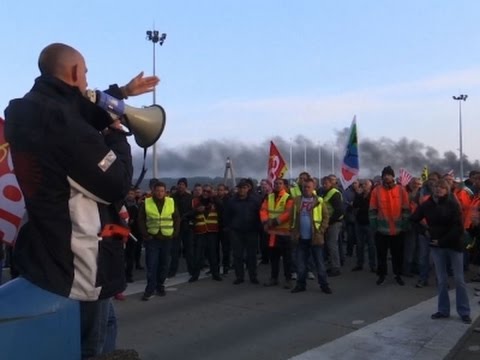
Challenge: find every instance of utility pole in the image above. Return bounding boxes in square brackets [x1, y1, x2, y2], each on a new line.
[146, 29, 166, 179]
[452, 94, 468, 180]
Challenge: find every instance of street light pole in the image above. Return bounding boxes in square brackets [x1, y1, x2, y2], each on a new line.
[146, 29, 166, 179]
[452, 94, 468, 180]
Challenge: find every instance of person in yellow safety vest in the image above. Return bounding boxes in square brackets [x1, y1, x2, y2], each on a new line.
[189, 184, 223, 283]
[137, 181, 180, 301]
[260, 178, 294, 289]
[290, 171, 311, 197]
[321, 176, 345, 277]
[290, 178, 332, 294]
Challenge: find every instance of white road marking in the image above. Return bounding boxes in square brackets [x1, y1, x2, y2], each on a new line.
[290, 284, 480, 360]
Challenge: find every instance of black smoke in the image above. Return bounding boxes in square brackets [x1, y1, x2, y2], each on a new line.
[131, 129, 480, 181]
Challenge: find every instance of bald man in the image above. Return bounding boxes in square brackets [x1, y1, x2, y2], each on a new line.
[4, 43, 159, 359]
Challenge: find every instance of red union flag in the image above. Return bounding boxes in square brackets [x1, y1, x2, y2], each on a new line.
[267, 141, 288, 187]
[0, 117, 25, 245]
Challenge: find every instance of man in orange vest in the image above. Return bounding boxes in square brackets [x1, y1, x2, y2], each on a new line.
[369, 166, 410, 286]
[260, 178, 294, 289]
[190, 184, 223, 282]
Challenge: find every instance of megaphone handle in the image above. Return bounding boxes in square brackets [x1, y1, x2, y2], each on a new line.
[133, 147, 148, 189]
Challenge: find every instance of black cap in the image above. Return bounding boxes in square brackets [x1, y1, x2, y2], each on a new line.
[177, 177, 188, 187]
[381, 166, 395, 178]
[237, 179, 249, 188]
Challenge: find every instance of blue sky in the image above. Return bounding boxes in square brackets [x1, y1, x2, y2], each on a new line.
[1, 1, 480, 177]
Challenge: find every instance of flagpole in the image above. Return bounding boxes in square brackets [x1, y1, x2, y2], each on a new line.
[318, 142, 322, 180]
[304, 141, 307, 171]
[331, 144, 335, 175]
[289, 138, 293, 181]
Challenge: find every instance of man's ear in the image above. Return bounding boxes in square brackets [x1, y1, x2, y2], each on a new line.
[71, 64, 78, 83]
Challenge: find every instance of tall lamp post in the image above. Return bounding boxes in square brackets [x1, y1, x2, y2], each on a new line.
[452, 94, 468, 180]
[146, 29, 166, 179]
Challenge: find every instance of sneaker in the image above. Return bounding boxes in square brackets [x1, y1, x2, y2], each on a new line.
[327, 269, 341, 277]
[307, 272, 315, 280]
[156, 287, 166, 296]
[188, 276, 199, 283]
[291, 286, 306, 293]
[291, 273, 298, 280]
[141, 292, 155, 301]
[416, 280, 428, 288]
[233, 278, 244, 285]
[461, 315, 472, 324]
[376, 276, 386, 286]
[264, 279, 279, 287]
[351, 265, 363, 272]
[431, 312, 449, 319]
[321, 285, 333, 294]
[395, 276, 405, 286]
[114, 293, 126, 301]
[250, 278, 260, 285]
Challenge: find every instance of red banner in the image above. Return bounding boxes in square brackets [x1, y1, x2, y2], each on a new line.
[267, 141, 288, 187]
[0, 117, 25, 244]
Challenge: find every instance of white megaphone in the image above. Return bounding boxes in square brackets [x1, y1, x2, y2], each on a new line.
[86, 90, 166, 148]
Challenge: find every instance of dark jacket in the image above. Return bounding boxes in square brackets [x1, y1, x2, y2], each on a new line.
[4, 75, 132, 300]
[353, 192, 371, 226]
[172, 191, 194, 224]
[224, 194, 261, 233]
[410, 194, 464, 252]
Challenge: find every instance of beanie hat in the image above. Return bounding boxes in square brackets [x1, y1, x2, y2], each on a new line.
[177, 177, 188, 187]
[381, 166, 395, 178]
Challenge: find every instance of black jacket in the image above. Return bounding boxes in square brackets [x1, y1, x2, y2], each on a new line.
[4, 75, 133, 300]
[410, 195, 464, 252]
[224, 194, 261, 233]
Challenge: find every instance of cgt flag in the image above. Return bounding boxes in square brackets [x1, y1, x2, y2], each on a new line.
[0, 117, 25, 245]
[340, 116, 359, 190]
[421, 165, 429, 182]
[267, 141, 288, 187]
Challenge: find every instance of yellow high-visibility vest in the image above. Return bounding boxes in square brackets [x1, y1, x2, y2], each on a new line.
[145, 197, 175, 236]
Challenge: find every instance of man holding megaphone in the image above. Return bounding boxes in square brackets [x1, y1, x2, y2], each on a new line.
[3, 42, 160, 359]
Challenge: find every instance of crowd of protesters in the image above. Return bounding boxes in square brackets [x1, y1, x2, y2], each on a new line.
[3, 167, 480, 323]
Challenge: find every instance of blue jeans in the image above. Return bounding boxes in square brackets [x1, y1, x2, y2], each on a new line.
[296, 239, 328, 288]
[417, 234, 431, 282]
[355, 224, 376, 269]
[431, 247, 470, 317]
[145, 239, 172, 295]
[80, 298, 114, 359]
[104, 300, 117, 354]
[325, 222, 342, 271]
[0, 260, 3, 285]
[403, 228, 417, 274]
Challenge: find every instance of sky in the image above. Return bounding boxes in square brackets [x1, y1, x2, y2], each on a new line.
[1, 1, 480, 179]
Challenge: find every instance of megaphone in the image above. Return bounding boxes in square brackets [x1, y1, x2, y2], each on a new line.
[86, 90, 166, 148]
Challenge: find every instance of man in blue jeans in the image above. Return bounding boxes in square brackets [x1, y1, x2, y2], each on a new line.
[138, 181, 180, 300]
[291, 178, 332, 294]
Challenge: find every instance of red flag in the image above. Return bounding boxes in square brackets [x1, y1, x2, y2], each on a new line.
[0, 117, 25, 245]
[267, 141, 288, 187]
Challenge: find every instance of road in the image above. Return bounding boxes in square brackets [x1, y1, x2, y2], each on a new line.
[114, 257, 480, 360]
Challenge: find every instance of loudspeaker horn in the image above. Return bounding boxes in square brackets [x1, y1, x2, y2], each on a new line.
[86, 89, 166, 148]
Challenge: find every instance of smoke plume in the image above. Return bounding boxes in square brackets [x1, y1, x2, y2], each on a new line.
[132, 128, 480, 181]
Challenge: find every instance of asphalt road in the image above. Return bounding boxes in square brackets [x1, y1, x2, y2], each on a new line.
[115, 257, 450, 360]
